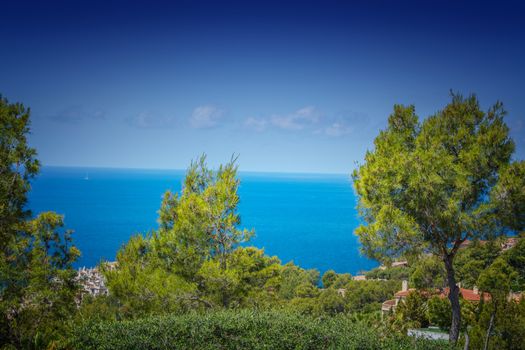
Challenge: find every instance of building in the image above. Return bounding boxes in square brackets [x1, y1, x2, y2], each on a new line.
[76, 264, 114, 299]
[379, 260, 409, 270]
[407, 328, 449, 341]
[501, 237, 519, 251]
[391, 260, 409, 268]
[459, 237, 519, 251]
[381, 280, 411, 316]
[381, 280, 491, 319]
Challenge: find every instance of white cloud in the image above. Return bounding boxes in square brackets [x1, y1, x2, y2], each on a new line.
[244, 117, 268, 132]
[243, 106, 322, 133]
[242, 107, 370, 138]
[323, 122, 353, 137]
[189, 105, 223, 129]
[270, 106, 321, 131]
[320, 110, 371, 137]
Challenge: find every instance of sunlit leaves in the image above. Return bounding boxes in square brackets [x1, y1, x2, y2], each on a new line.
[353, 93, 519, 260]
[1, 97, 80, 348]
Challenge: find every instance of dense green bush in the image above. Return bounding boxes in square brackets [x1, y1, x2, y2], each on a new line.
[365, 266, 411, 281]
[72, 309, 456, 350]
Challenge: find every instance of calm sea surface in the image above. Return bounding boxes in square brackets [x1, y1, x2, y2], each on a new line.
[28, 167, 378, 275]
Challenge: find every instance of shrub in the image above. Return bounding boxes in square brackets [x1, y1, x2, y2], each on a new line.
[71, 309, 456, 350]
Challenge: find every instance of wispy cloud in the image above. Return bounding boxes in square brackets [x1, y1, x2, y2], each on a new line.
[317, 110, 371, 137]
[243, 107, 370, 137]
[48, 105, 106, 123]
[189, 105, 224, 129]
[243, 117, 268, 132]
[126, 111, 177, 129]
[270, 106, 320, 131]
[323, 122, 353, 137]
[243, 106, 322, 132]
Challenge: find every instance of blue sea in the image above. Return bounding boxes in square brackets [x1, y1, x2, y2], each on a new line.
[28, 167, 378, 275]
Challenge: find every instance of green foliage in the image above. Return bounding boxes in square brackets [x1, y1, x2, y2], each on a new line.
[501, 237, 525, 291]
[427, 296, 452, 331]
[2, 213, 81, 349]
[352, 93, 523, 341]
[468, 299, 525, 350]
[478, 258, 515, 299]
[1, 96, 80, 349]
[344, 280, 400, 314]
[103, 234, 196, 318]
[492, 161, 525, 231]
[104, 156, 259, 315]
[72, 309, 457, 350]
[391, 291, 430, 332]
[0, 95, 40, 245]
[197, 247, 282, 308]
[76, 295, 121, 324]
[332, 273, 352, 289]
[157, 155, 253, 272]
[277, 262, 319, 300]
[365, 266, 410, 281]
[410, 255, 445, 290]
[416, 296, 478, 332]
[353, 93, 518, 261]
[287, 296, 318, 315]
[322, 270, 352, 289]
[322, 269, 337, 288]
[317, 288, 346, 315]
[401, 255, 525, 349]
[454, 240, 501, 289]
[282, 279, 399, 317]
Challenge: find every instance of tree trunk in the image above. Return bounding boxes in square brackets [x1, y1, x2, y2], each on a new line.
[483, 311, 495, 350]
[444, 255, 461, 344]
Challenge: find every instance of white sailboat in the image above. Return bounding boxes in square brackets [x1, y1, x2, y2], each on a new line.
[84, 173, 89, 181]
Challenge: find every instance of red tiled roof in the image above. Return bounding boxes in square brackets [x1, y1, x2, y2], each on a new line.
[439, 288, 491, 302]
[394, 288, 416, 298]
[393, 287, 491, 302]
[460, 237, 519, 251]
[381, 299, 396, 311]
[383, 299, 396, 306]
[459, 239, 487, 249]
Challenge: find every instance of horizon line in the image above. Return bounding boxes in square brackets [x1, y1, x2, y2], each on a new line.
[41, 164, 351, 177]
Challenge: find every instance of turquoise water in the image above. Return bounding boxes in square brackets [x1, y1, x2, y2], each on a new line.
[28, 167, 377, 275]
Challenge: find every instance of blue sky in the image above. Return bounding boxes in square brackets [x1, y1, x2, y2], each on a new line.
[1, 0, 524, 173]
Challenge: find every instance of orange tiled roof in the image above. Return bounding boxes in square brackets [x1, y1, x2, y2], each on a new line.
[459, 239, 487, 249]
[381, 299, 396, 311]
[460, 237, 519, 250]
[438, 288, 491, 302]
[393, 287, 491, 302]
[394, 288, 416, 298]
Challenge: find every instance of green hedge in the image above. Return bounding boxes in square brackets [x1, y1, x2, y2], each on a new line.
[72, 309, 456, 350]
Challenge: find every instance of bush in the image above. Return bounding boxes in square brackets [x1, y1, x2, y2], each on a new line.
[365, 266, 410, 281]
[71, 309, 456, 350]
